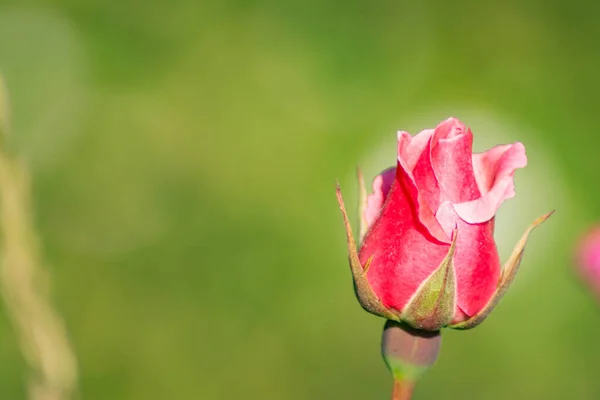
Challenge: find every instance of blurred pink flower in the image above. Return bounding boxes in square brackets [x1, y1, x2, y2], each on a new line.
[576, 227, 600, 300]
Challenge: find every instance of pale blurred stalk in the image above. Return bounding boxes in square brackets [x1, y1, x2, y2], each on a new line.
[382, 321, 441, 400]
[391, 379, 415, 400]
[0, 77, 78, 400]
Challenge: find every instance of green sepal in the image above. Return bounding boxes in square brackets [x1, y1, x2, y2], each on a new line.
[336, 183, 399, 321]
[400, 230, 458, 331]
[449, 210, 554, 330]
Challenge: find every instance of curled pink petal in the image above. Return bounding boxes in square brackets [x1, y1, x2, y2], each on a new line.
[453, 142, 527, 224]
[397, 129, 434, 170]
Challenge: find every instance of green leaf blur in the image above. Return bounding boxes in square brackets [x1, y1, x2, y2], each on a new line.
[0, 1, 598, 399]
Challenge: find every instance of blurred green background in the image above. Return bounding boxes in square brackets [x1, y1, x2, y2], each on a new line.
[0, 1, 599, 399]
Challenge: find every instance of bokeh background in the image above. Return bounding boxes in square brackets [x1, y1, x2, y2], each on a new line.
[0, 1, 599, 399]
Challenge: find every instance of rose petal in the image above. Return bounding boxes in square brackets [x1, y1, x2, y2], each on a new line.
[435, 117, 464, 139]
[397, 129, 434, 170]
[430, 119, 481, 204]
[364, 167, 396, 230]
[410, 130, 442, 213]
[436, 202, 501, 317]
[359, 172, 451, 312]
[397, 130, 449, 243]
[363, 129, 434, 233]
[363, 129, 449, 243]
[452, 142, 527, 224]
[473, 142, 527, 194]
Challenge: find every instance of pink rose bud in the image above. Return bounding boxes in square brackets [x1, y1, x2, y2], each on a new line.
[337, 117, 552, 331]
[575, 227, 600, 300]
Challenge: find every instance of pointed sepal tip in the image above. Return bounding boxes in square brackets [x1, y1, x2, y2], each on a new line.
[336, 183, 399, 321]
[400, 229, 458, 331]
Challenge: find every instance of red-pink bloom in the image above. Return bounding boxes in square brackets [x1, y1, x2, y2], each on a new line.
[575, 227, 600, 301]
[337, 117, 552, 330]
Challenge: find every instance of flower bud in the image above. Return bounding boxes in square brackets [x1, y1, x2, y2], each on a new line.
[336, 117, 553, 330]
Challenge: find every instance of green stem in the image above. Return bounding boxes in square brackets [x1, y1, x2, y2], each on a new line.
[392, 378, 415, 400]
